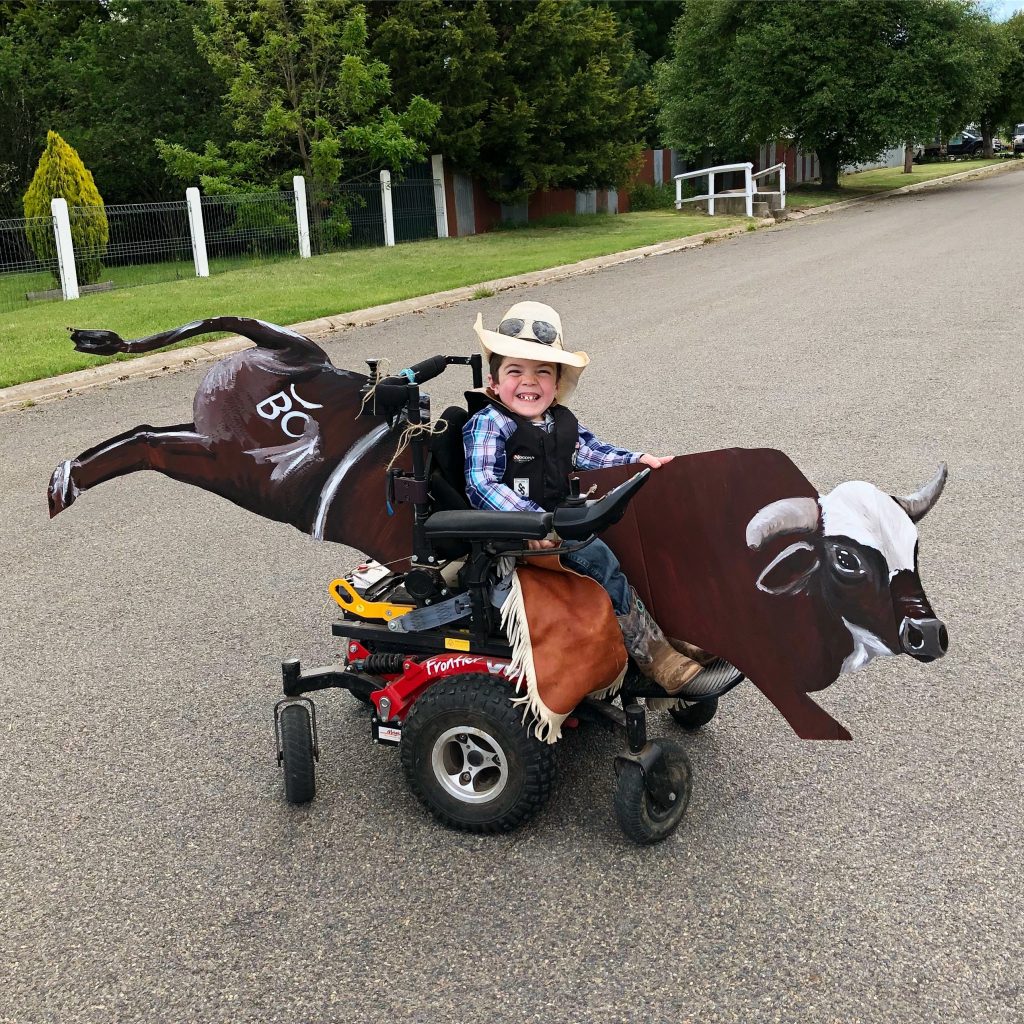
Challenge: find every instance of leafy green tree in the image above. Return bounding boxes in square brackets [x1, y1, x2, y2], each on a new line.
[0, 0, 103, 215]
[369, 0, 498, 174]
[591, 2, 686, 145]
[0, 0, 226, 209]
[157, 0, 440, 193]
[23, 130, 109, 284]
[55, 0, 229, 203]
[977, 13, 1024, 153]
[658, 0, 996, 189]
[374, 0, 651, 202]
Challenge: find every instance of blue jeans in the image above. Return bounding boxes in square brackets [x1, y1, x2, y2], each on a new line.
[561, 538, 631, 615]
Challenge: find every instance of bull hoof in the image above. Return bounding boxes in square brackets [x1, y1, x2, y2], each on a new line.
[48, 460, 80, 517]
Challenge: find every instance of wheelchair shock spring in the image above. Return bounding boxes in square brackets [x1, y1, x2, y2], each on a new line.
[357, 653, 406, 676]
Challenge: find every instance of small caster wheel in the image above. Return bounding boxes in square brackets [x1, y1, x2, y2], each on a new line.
[280, 703, 316, 804]
[614, 739, 692, 844]
[400, 675, 556, 833]
[669, 696, 718, 731]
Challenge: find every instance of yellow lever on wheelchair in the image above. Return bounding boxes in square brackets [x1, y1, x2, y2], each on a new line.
[329, 577, 414, 622]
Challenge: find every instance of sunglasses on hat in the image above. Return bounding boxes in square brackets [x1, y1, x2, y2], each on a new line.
[498, 318, 560, 345]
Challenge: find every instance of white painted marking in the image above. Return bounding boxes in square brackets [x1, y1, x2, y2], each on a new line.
[840, 618, 895, 673]
[820, 481, 918, 576]
[312, 423, 391, 540]
[256, 319, 307, 341]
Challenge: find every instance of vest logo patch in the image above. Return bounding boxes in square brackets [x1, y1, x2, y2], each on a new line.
[513, 478, 530, 497]
[512, 454, 534, 463]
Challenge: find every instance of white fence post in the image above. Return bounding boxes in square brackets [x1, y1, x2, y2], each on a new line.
[708, 171, 716, 215]
[675, 176, 682, 210]
[293, 175, 311, 258]
[50, 198, 79, 300]
[380, 169, 396, 247]
[185, 187, 209, 278]
[779, 162, 787, 210]
[430, 155, 449, 239]
[744, 162, 754, 217]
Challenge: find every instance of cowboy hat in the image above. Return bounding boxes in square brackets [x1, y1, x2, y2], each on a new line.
[474, 300, 589, 402]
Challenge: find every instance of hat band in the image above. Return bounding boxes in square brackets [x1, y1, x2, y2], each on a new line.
[498, 318, 560, 345]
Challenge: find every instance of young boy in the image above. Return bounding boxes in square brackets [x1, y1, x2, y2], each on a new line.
[462, 299, 711, 695]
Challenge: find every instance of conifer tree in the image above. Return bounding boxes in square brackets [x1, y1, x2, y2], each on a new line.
[23, 130, 109, 285]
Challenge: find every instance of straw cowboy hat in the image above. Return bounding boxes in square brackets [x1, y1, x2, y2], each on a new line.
[474, 300, 589, 403]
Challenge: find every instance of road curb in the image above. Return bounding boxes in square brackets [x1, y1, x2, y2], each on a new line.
[3, 159, 1020, 415]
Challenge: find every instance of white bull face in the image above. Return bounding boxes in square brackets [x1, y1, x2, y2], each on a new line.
[746, 465, 948, 673]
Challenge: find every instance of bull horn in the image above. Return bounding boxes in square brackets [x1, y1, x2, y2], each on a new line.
[745, 497, 820, 550]
[894, 463, 947, 523]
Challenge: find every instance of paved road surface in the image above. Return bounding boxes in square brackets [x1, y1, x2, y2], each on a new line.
[3, 171, 1022, 1024]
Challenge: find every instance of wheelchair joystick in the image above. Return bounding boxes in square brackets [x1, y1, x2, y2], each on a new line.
[562, 476, 587, 508]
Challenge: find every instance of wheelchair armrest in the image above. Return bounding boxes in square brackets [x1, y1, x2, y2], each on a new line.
[424, 509, 553, 541]
[552, 469, 650, 540]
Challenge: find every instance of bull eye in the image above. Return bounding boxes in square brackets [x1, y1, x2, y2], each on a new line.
[833, 546, 865, 577]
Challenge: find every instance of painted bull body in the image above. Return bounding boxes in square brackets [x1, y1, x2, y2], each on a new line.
[48, 317, 414, 560]
[48, 318, 948, 741]
[582, 452, 947, 740]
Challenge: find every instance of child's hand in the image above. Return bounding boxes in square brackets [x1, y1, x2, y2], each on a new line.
[639, 454, 675, 470]
[527, 538, 559, 551]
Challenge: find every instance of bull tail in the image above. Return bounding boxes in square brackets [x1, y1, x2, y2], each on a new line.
[70, 317, 328, 362]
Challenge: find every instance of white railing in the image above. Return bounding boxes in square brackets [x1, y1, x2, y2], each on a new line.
[753, 161, 787, 210]
[675, 161, 754, 216]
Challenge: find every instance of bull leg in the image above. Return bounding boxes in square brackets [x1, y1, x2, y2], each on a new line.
[755, 683, 853, 741]
[48, 423, 215, 517]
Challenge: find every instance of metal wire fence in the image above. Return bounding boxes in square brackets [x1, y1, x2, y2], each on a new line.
[393, 176, 441, 243]
[202, 191, 300, 264]
[69, 200, 194, 296]
[0, 166, 442, 314]
[309, 181, 384, 253]
[0, 215, 62, 313]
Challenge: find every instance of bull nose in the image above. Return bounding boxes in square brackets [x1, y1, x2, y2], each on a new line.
[899, 617, 949, 662]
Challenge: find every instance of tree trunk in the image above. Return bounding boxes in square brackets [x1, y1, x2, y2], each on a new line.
[904, 142, 914, 174]
[981, 115, 994, 159]
[818, 145, 841, 190]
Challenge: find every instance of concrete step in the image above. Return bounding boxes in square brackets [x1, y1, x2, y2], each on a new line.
[692, 194, 774, 217]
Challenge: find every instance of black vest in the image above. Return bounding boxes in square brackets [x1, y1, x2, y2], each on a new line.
[467, 392, 579, 511]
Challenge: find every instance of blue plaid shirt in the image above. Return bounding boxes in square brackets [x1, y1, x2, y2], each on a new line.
[463, 404, 641, 512]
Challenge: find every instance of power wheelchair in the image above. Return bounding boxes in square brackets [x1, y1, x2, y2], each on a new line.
[273, 353, 744, 844]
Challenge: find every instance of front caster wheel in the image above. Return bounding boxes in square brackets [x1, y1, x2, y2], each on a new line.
[669, 696, 718, 731]
[400, 675, 556, 834]
[280, 703, 316, 804]
[614, 739, 692, 844]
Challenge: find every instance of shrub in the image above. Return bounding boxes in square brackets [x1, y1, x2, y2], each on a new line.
[23, 131, 109, 285]
[627, 182, 677, 210]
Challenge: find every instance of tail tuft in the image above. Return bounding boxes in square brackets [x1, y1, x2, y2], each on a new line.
[69, 328, 127, 355]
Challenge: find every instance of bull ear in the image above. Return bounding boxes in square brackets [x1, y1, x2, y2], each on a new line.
[893, 463, 947, 523]
[756, 541, 821, 595]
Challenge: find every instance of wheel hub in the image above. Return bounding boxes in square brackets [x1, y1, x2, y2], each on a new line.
[431, 726, 509, 804]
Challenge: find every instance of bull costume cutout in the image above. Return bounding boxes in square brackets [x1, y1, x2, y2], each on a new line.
[48, 317, 949, 742]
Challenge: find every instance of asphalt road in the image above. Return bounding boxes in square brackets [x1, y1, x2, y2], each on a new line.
[3, 171, 1022, 1024]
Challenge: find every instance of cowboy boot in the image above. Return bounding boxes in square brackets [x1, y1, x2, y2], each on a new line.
[616, 589, 705, 695]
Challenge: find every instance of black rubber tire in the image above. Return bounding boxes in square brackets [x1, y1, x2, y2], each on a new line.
[280, 704, 316, 804]
[400, 674, 556, 834]
[668, 696, 719, 731]
[614, 739, 692, 845]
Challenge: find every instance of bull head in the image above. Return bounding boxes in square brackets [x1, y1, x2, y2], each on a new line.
[746, 464, 949, 672]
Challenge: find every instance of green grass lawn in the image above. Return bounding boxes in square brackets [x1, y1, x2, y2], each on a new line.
[0, 252, 275, 313]
[0, 210, 741, 389]
[786, 158, 1006, 209]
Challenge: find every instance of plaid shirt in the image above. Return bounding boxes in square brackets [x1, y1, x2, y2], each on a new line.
[463, 404, 641, 512]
